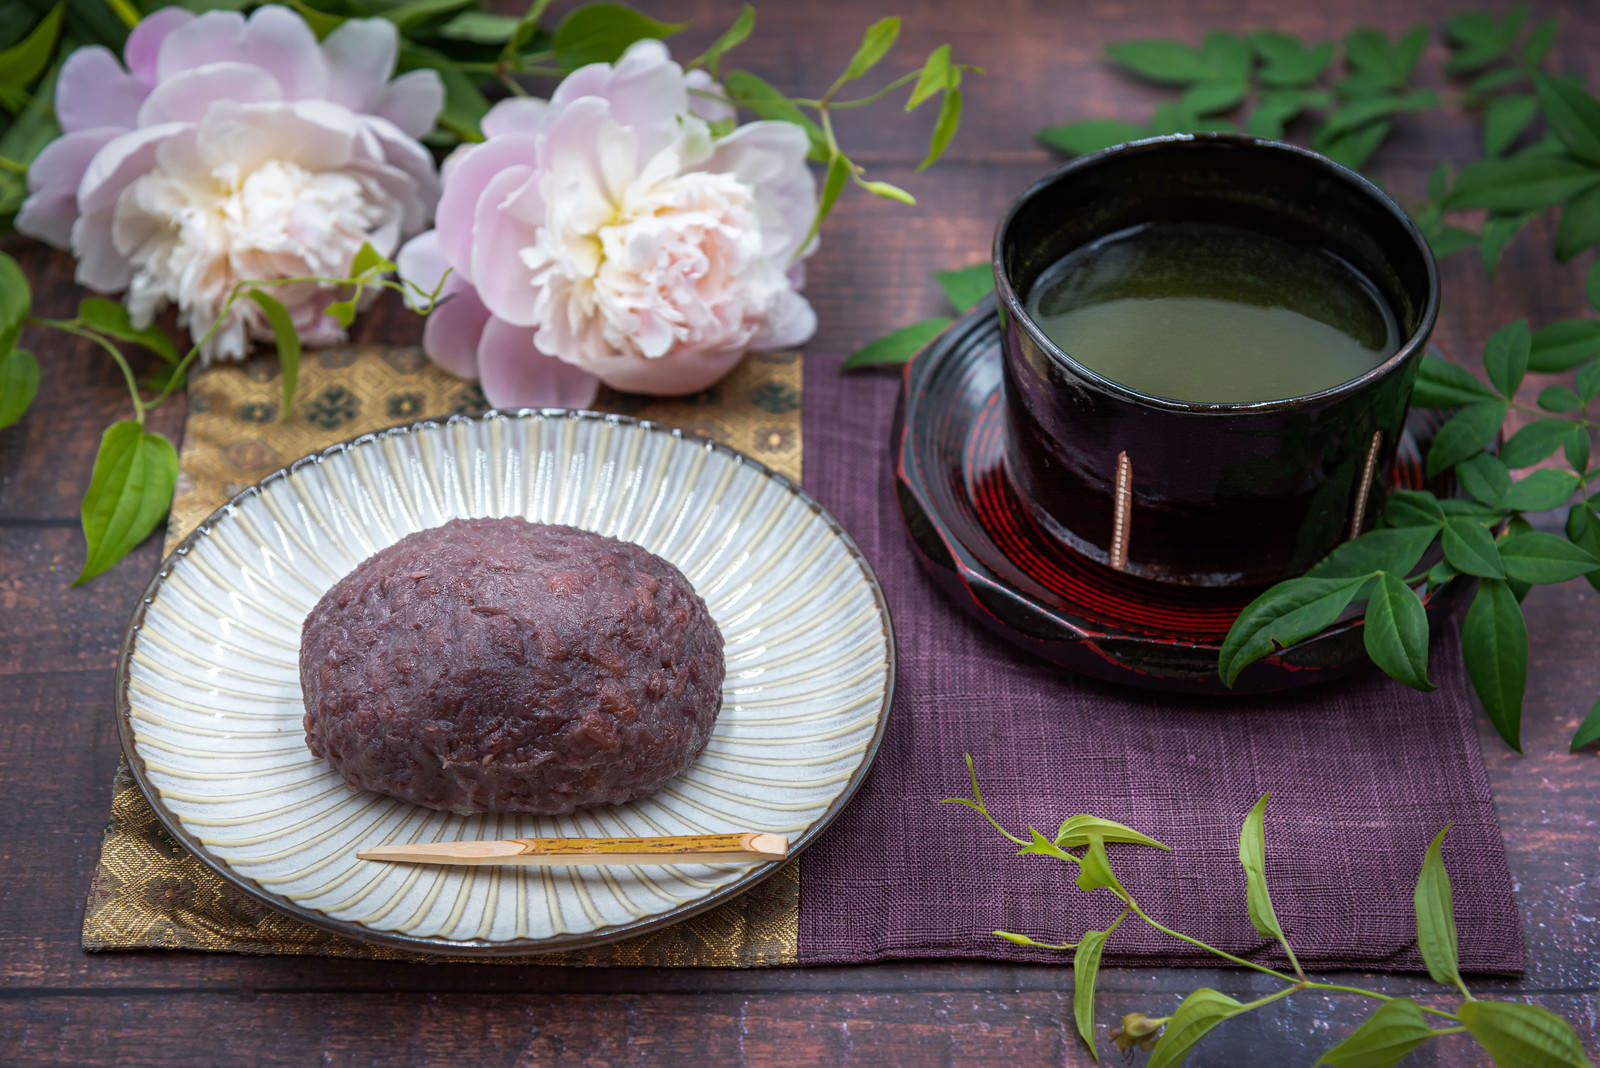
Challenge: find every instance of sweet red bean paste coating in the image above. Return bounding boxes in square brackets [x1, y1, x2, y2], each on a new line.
[299, 518, 725, 814]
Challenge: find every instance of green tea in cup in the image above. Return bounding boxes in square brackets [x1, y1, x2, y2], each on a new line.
[1023, 221, 1399, 404]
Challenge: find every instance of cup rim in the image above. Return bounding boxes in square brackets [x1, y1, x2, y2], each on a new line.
[991, 132, 1442, 415]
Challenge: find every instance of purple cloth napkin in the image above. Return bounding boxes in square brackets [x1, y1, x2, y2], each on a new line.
[796, 353, 1523, 973]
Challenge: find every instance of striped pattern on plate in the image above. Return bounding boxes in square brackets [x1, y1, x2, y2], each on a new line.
[117, 411, 895, 955]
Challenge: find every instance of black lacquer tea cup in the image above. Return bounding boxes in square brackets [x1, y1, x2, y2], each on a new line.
[993, 133, 1440, 588]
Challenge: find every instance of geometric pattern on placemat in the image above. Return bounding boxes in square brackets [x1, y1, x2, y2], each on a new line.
[84, 346, 802, 966]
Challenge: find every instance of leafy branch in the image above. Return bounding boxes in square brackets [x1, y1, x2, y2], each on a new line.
[0, 243, 447, 582]
[949, 757, 1596, 1067]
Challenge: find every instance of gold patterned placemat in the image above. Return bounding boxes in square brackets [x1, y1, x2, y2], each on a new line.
[83, 346, 803, 965]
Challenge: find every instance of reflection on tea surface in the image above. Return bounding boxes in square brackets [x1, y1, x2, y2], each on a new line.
[1025, 222, 1398, 404]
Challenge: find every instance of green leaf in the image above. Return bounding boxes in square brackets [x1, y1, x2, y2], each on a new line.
[1218, 575, 1368, 686]
[1499, 418, 1574, 468]
[1054, 815, 1168, 851]
[1381, 489, 1446, 529]
[919, 86, 961, 170]
[905, 43, 952, 111]
[1307, 525, 1439, 580]
[1483, 94, 1539, 158]
[842, 318, 951, 370]
[552, 3, 684, 71]
[246, 289, 301, 415]
[1073, 929, 1110, 1061]
[1447, 154, 1600, 213]
[76, 421, 179, 584]
[1075, 837, 1128, 900]
[689, 3, 753, 79]
[1316, 118, 1392, 170]
[1426, 402, 1508, 476]
[1536, 74, 1600, 167]
[0, 250, 28, 332]
[1146, 989, 1245, 1068]
[1571, 698, 1600, 751]
[1105, 38, 1208, 85]
[1467, 67, 1527, 101]
[1456, 453, 1511, 507]
[1246, 88, 1330, 138]
[350, 241, 391, 279]
[1480, 212, 1536, 276]
[1238, 794, 1289, 946]
[1524, 18, 1559, 68]
[434, 10, 519, 42]
[1182, 81, 1247, 117]
[1590, 260, 1600, 313]
[1199, 31, 1251, 84]
[1539, 385, 1584, 413]
[800, 152, 848, 258]
[1320, 90, 1435, 138]
[1567, 423, 1592, 473]
[836, 16, 899, 86]
[1458, 1000, 1596, 1068]
[1038, 119, 1146, 156]
[1018, 825, 1075, 863]
[1252, 32, 1333, 87]
[1440, 497, 1507, 519]
[0, 2, 61, 97]
[723, 71, 827, 160]
[1413, 826, 1462, 990]
[0, 346, 37, 428]
[1363, 571, 1434, 691]
[1443, 517, 1506, 578]
[1315, 999, 1439, 1068]
[78, 298, 179, 364]
[1343, 25, 1427, 88]
[1530, 320, 1600, 372]
[1410, 357, 1498, 407]
[376, 0, 475, 33]
[1504, 468, 1581, 512]
[1483, 319, 1531, 397]
[1463, 579, 1528, 750]
[1497, 531, 1600, 583]
[1580, 360, 1600, 402]
[934, 264, 994, 314]
[1425, 224, 1480, 261]
[1568, 505, 1600, 593]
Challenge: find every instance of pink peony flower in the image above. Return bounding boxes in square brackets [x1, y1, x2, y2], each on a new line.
[17, 6, 443, 362]
[397, 40, 818, 408]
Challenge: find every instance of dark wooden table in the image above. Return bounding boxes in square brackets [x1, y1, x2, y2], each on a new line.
[3, 0, 1596, 1063]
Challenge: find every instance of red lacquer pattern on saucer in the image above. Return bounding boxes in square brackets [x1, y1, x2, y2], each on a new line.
[894, 301, 1469, 694]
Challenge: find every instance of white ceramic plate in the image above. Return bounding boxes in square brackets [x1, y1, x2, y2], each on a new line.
[116, 410, 895, 955]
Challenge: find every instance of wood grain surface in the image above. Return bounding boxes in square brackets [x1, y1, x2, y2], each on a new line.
[2, 0, 1596, 1064]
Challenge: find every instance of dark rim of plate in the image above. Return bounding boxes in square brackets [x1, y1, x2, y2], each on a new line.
[114, 407, 898, 958]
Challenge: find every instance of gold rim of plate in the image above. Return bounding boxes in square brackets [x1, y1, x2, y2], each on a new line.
[114, 408, 896, 957]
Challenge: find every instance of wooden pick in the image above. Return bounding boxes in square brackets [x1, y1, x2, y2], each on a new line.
[357, 832, 789, 868]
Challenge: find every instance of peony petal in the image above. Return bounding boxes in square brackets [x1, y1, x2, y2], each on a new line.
[195, 101, 360, 176]
[702, 120, 816, 261]
[155, 10, 249, 80]
[432, 134, 539, 275]
[15, 128, 120, 247]
[396, 229, 449, 309]
[555, 40, 688, 161]
[77, 123, 186, 215]
[125, 7, 193, 86]
[136, 62, 283, 126]
[320, 17, 397, 114]
[70, 206, 133, 292]
[56, 47, 145, 133]
[361, 116, 440, 217]
[750, 288, 816, 350]
[481, 97, 548, 140]
[477, 316, 599, 409]
[469, 168, 543, 326]
[589, 346, 746, 395]
[241, 5, 328, 100]
[374, 69, 444, 139]
[684, 69, 735, 124]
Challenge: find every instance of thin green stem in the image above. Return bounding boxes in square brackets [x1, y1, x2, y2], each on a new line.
[453, 60, 563, 78]
[1236, 986, 1300, 1014]
[105, 0, 141, 30]
[435, 114, 485, 144]
[794, 70, 921, 111]
[35, 319, 144, 422]
[1124, 898, 1297, 983]
[0, 156, 27, 175]
[1300, 982, 1462, 1021]
[498, 72, 530, 98]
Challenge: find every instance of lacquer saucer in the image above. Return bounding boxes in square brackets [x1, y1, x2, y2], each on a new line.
[894, 301, 1468, 694]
